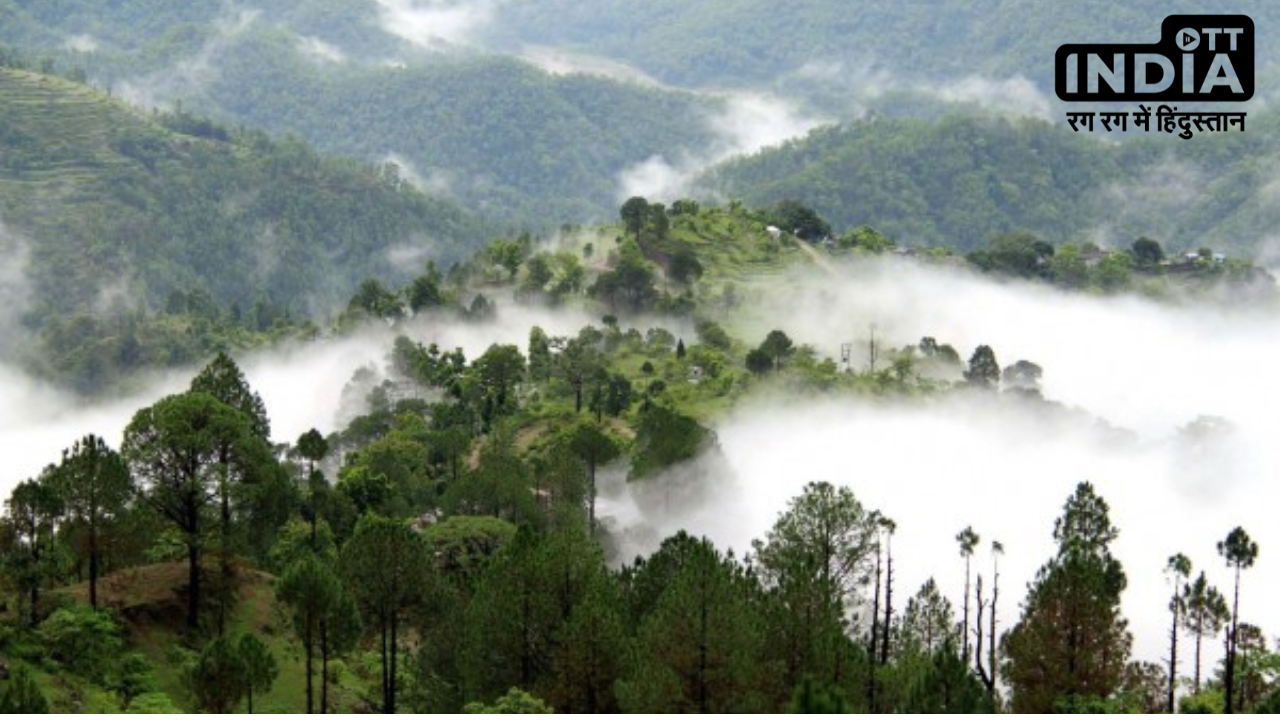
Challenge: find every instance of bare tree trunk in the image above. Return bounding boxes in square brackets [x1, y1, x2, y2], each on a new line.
[187, 518, 201, 631]
[89, 516, 99, 609]
[975, 576, 993, 691]
[989, 562, 999, 700]
[587, 461, 597, 531]
[880, 541, 893, 665]
[1168, 594, 1180, 713]
[389, 614, 399, 714]
[962, 555, 972, 662]
[867, 547, 882, 711]
[305, 621, 314, 714]
[321, 620, 329, 714]
[1193, 617, 1204, 693]
[1225, 565, 1241, 714]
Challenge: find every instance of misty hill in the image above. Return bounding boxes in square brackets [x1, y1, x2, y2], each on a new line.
[0, 0, 388, 56]
[703, 113, 1280, 256]
[488, 0, 1278, 90]
[0, 65, 485, 390]
[0, 6, 720, 226]
[188, 34, 716, 224]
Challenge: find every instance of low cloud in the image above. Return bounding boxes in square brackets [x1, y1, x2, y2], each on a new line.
[63, 34, 100, 53]
[113, 9, 259, 109]
[519, 45, 662, 87]
[381, 152, 455, 197]
[371, 0, 499, 49]
[617, 91, 828, 202]
[789, 60, 1056, 121]
[600, 256, 1280, 667]
[0, 219, 32, 356]
[297, 35, 348, 64]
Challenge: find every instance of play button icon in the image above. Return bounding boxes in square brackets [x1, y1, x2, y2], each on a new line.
[1177, 28, 1200, 51]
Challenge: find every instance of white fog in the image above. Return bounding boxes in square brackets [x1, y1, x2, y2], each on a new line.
[1, 256, 1274, 672]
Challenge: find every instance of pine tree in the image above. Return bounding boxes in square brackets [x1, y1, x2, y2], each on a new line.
[56, 435, 133, 610]
[1181, 572, 1230, 693]
[1165, 553, 1192, 712]
[1217, 527, 1259, 714]
[238, 634, 278, 714]
[1002, 482, 1131, 712]
[752, 482, 877, 691]
[955, 526, 979, 663]
[339, 516, 429, 713]
[616, 534, 770, 713]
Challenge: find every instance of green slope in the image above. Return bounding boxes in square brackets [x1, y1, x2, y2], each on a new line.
[703, 112, 1280, 255]
[488, 0, 1278, 89]
[0, 65, 487, 390]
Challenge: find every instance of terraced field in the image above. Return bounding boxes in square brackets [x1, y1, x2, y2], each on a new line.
[0, 67, 486, 389]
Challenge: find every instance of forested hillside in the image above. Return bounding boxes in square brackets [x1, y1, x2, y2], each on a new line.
[488, 0, 1280, 89]
[1, 213, 1275, 710]
[188, 35, 716, 223]
[0, 4, 721, 225]
[0, 3, 1277, 712]
[706, 113, 1280, 255]
[0, 64, 486, 390]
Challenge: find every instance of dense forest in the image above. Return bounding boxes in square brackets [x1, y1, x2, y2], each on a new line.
[1, 193, 1276, 712]
[706, 112, 1280, 256]
[0, 4, 723, 225]
[0, 61, 488, 391]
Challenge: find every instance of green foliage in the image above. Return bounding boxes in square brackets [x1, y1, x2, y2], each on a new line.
[839, 226, 895, 253]
[616, 533, 771, 712]
[758, 330, 796, 371]
[464, 687, 553, 713]
[443, 434, 538, 524]
[899, 579, 960, 656]
[668, 247, 705, 285]
[0, 67, 484, 389]
[238, 634, 279, 714]
[900, 643, 994, 713]
[187, 635, 245, 713]
[709, 116, 1117, 251]
[789, 677, 849, 713]
[490, 0, 1278, 91]
[753, 481, 878, 690]
[546, 572, 627, 712]
[0, 665, 49, 713]
[278, 555, 340, 713]
[629, 404, 714, 480]
[37, 603, 123, 681]
[122, 390, 271, 629]
[269, 518, 337, 572]
[745, 347, 773, 376]
[190, 353, 271, 440]
[111, 653, 156, 708]
[1003, 482, 1131, 713]
[5, 469, 64, 626]
[590, 241, 659, 313]
[964, 346, 1000, 389]
[967, 232, 1054, 279]
[53, 434, 134, 609]
[761, 199, 831, 241]
[123, 692, 181, 714]
[1132, 237, 1165, 267]
[339, 515, 430, 713]
[694, 319, 733, 351]
[621, 197, 650, 240]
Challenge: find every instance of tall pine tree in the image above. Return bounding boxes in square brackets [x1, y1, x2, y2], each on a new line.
[1002, 482, 1131, 712]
